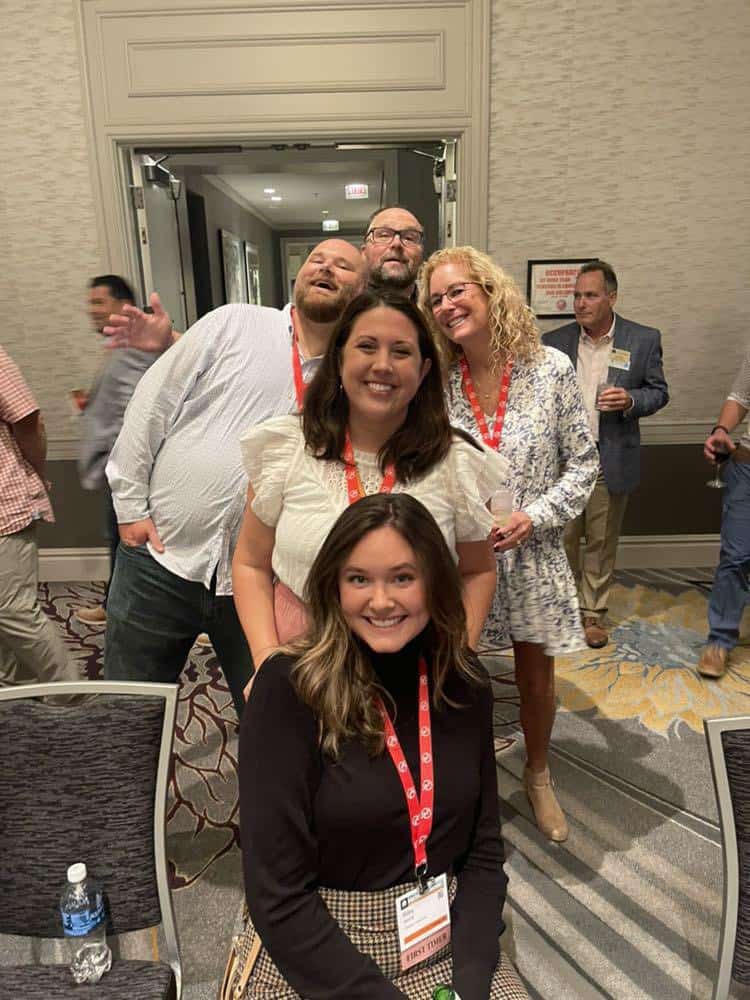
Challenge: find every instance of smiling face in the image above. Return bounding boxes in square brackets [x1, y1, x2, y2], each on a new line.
[339, 525, 429, 652]
[339, 305, 431, 433]
[428, 261, 491, 349]
[295, 239, 367, 323]
[362, 208, 424, 293]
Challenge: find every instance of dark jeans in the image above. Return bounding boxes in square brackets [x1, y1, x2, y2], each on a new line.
[103, 486, 119, 608]
[104, 543, 253, 719]
[708, 460, 750, 650]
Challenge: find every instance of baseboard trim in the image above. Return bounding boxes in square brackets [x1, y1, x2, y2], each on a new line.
[38, 536, 720, 582]
[39, 547, 110, 583]
[615, 534, 719, 569]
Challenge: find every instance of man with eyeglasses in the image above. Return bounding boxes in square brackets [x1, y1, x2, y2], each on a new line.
[361, 205, 425, 300]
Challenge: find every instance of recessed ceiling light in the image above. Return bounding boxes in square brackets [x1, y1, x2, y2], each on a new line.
[271, 196, 282, 202]
[263, 187, 276, 194]
[321, 210, 329, 216]
[322, 219, 340, 232]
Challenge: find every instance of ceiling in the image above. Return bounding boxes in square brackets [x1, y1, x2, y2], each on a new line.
[154, 143, 442, 231]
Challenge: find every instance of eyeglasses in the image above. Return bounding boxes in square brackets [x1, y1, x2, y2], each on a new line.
[428, 282, 482, 312]
[365, 226, 424, 247]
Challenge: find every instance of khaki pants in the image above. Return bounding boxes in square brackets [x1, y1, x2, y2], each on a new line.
[0, 524, 76, 686]
[564, 470, 629, 621]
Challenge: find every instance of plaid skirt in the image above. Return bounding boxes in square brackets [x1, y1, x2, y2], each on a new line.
[241, 879, 528, 999]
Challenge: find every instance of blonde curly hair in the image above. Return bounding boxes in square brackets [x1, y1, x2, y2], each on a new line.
[417, 246, 543, 371]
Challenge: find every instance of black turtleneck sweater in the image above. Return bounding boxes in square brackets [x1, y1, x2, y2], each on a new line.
[239, 636, 507, 999]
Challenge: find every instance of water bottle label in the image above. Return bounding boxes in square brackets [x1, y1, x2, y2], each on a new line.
[61, 899, 104, 937]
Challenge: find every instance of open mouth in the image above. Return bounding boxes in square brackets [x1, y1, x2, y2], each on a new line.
[311, 278, 336, 291]
[365, 616, 406, 628]
[364, 381, 396, 394]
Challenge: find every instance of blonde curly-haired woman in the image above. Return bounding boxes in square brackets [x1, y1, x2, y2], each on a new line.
[419, 247, 597, 842]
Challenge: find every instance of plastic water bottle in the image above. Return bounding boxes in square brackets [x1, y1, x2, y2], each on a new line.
[60, 863, 112, 984]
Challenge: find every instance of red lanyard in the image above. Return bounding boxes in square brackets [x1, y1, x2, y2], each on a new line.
[342, 430, 396, 504]
[459, 355, 514, 451]
[290, 308, 306, 411]
[377, 658, 434, 885]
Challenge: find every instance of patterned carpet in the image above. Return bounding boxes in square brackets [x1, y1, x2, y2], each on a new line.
[489, 569, 750, 998]
[20, 573, 750, 997]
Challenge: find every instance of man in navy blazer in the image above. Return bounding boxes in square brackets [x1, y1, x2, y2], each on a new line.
[543, 261, 668, 647]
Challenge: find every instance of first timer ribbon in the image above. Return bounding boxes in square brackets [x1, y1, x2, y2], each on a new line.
[459, 355, 514, 451]
[377, 658, 434, 888]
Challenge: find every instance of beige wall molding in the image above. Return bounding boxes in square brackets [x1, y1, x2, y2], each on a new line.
[615, 534, 719, 570]
[47, 423, 713, 457]
[76, 0, 492, 285]
[39, 548, 110, 583]
[39, 537, 719, 583]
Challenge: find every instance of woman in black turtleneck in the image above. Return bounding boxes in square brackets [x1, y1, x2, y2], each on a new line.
[238, 495, 527, 1000]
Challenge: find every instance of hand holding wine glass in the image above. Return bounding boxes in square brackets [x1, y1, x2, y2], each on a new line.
[704, 426, 736, 489]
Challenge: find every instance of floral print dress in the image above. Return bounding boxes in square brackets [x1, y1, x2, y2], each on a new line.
[446, 346, 598, 655]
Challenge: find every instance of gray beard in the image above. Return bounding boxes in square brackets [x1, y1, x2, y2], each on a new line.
[369, 263, 415, 292]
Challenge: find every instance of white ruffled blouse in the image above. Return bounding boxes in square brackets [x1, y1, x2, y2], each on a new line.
[239, 415, 509, 599]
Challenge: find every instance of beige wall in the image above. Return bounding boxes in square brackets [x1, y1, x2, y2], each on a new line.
[1, 2, 108, 451]
[488, 0, 750, 432]
[2, 0, 750, 454]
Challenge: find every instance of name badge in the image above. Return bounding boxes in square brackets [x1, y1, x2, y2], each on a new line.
[395, 873, 451, 971]
[610, 348, 631, 371]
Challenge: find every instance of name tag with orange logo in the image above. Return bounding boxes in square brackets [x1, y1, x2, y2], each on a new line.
[395, 873, 451, 971]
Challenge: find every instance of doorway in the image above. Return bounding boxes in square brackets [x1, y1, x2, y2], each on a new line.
[125, 139, 457, 323]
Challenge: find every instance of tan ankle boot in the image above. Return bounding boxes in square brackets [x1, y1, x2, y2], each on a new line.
[524, 765, 569, 842]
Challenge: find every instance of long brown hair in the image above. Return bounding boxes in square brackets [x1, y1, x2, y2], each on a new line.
[288, 493, 485, 758]
[302, 291, 454, 482]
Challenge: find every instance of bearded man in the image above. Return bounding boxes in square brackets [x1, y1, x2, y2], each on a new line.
[361, 205, 424, 299]
[103, 240, 367, 717]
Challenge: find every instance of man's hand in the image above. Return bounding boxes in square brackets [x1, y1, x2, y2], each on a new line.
[597, 386, 633, 412]
[704, 427, 736, 463]
[492, 511, 533, 552]
[118, 517, 165, 553]
[103, 292, 174, 353]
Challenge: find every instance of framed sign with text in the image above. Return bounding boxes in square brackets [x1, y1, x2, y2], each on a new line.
[527, 258, 597, 319]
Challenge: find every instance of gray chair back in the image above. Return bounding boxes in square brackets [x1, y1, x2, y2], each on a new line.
[0, 681, 181, 997]
[705, 715, 750, 1000]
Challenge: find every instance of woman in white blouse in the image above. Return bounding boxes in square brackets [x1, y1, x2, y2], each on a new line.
[232, 291, 508, 678]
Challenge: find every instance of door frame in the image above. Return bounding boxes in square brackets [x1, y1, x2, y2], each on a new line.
[75, 0, 491, 288]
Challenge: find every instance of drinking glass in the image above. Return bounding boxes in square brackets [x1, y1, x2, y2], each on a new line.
[706, 449, 731, 489]
[595, 379, 615, 411]
[490, 489, 514, 530]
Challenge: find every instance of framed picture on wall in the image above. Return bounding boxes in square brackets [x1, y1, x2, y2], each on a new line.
[527, 258, 597, 319]
[220, 229, 247, 304]
[244, 242, 261, 306]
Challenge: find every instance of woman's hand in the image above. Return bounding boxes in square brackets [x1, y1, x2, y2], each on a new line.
[492, 511, 533, 551]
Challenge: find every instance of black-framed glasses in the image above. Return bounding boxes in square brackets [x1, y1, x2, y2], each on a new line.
[428, 282, 482, 312]
[365, 226, 424, 247]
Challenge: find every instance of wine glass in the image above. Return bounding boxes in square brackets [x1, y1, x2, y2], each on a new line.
[706, 448, 731, 489]
[490, 489, 514, 530]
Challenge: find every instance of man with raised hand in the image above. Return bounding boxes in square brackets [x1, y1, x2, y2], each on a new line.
[76, 275, 166, 626]
[104, 240, 367, 718]
[361, 205, 425, 300]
